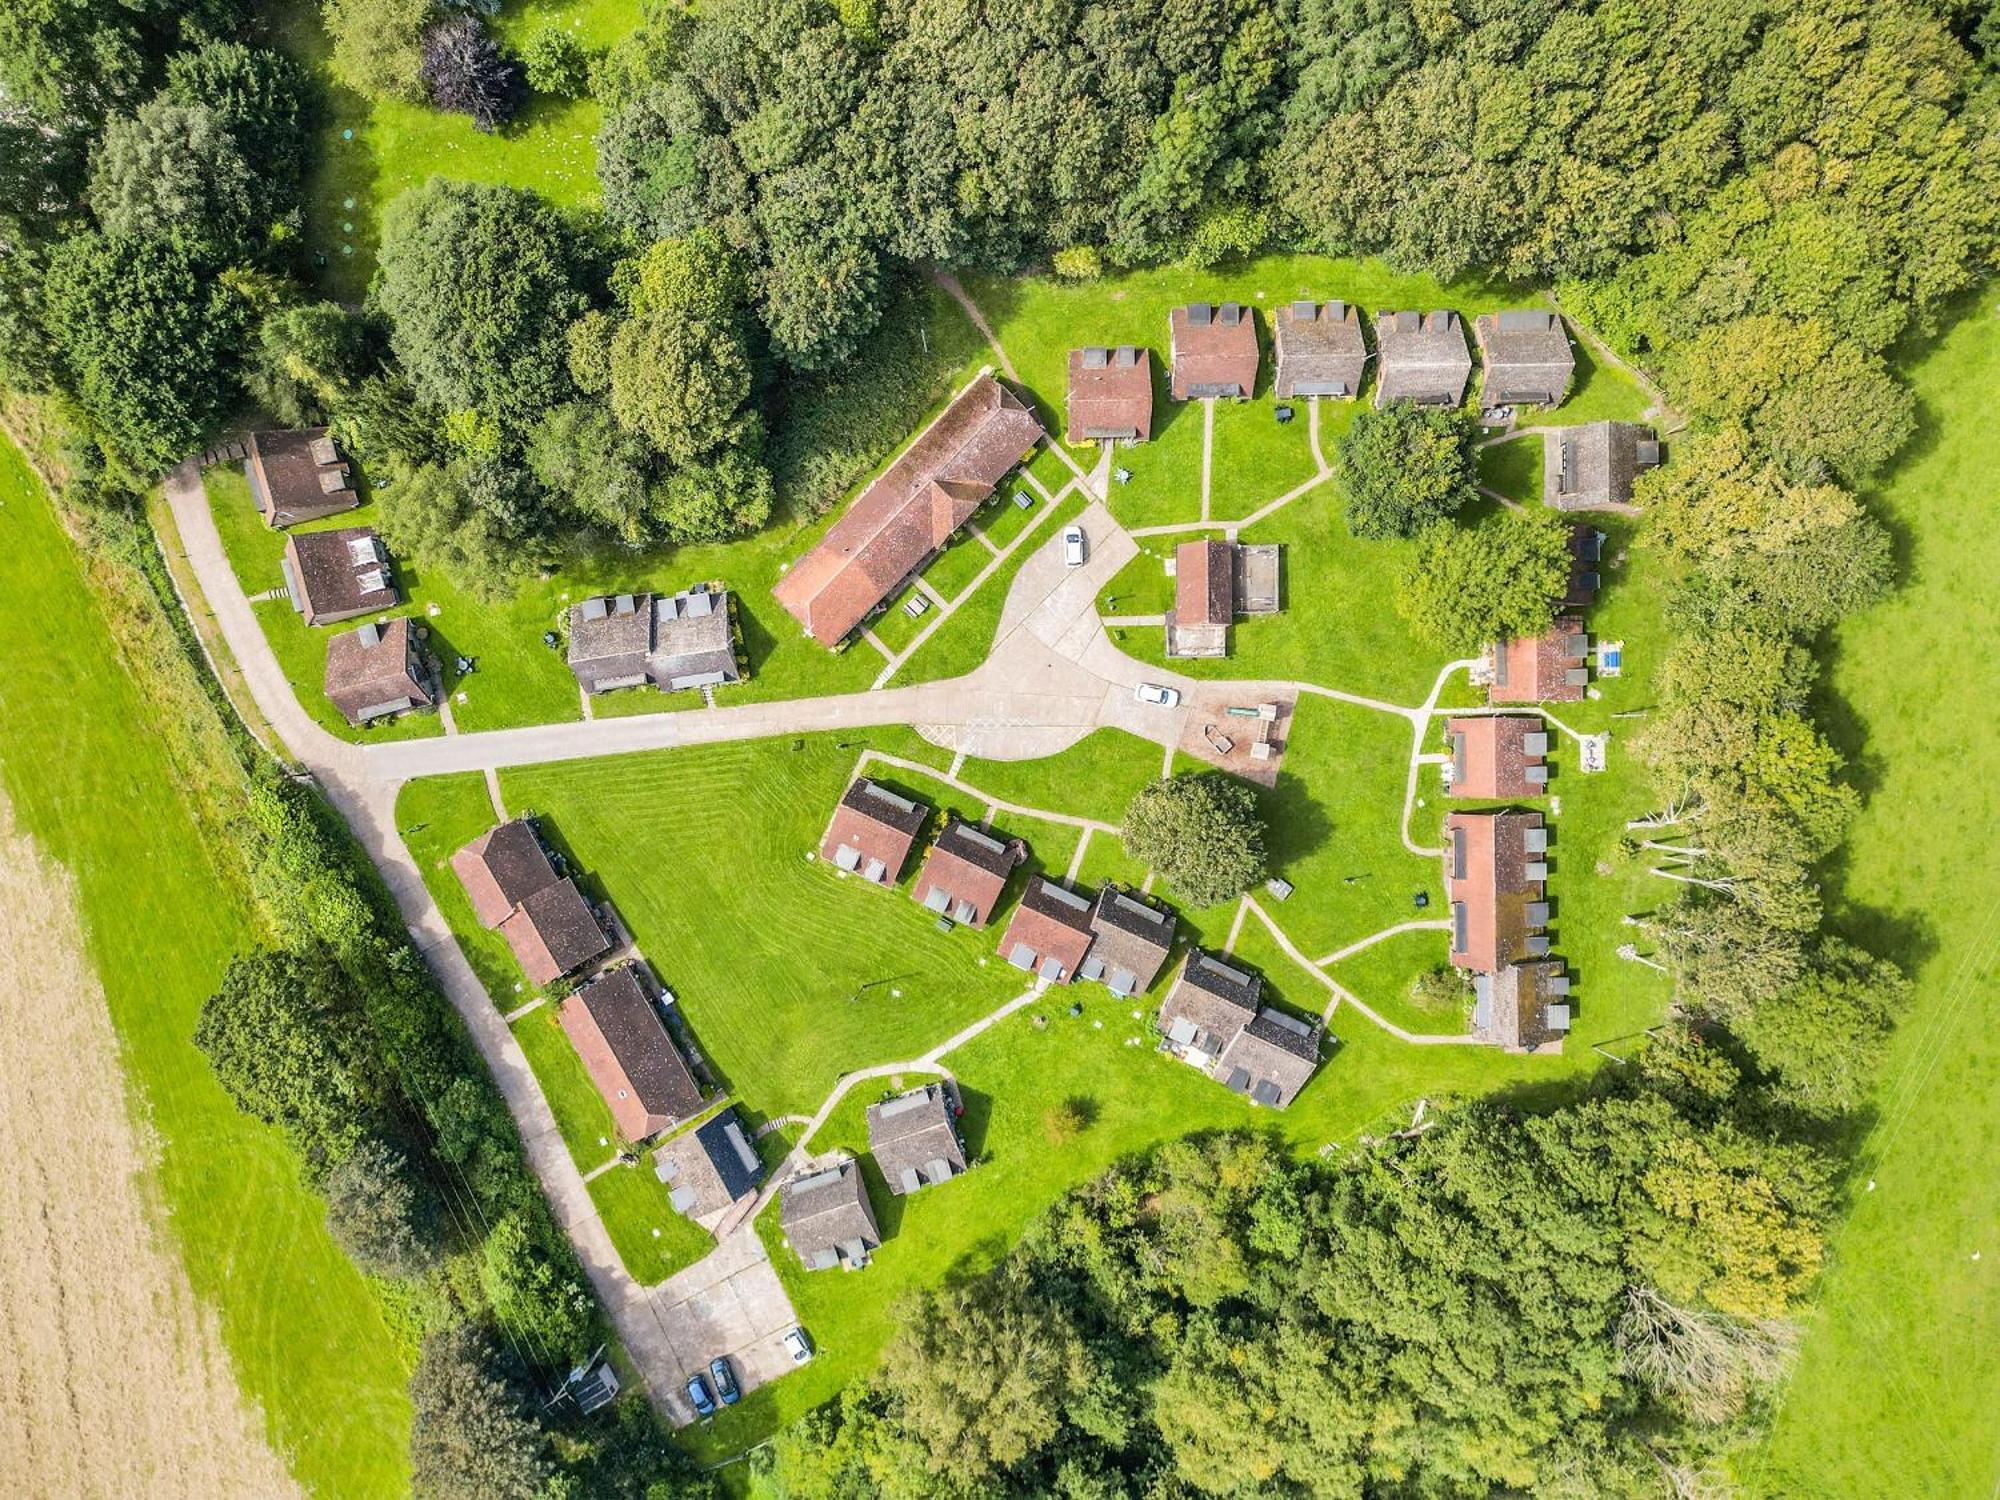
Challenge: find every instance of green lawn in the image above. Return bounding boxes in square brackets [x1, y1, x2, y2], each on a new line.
[1209, 396, 1323, 522]
[587, 1158, 716, 1286]
[956, 726, 1167, 827]
[395, 773, 543, 1007]
[512, 1006, 622, 1169]
[1476, 433, 1543, 503]
[1741, 288, 2000, 1498]
[0, 438, 413, 1494]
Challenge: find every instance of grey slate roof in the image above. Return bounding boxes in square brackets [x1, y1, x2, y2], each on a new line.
[1273, 300, 1369, 399]
[1473, 311, 1575, 407]
[780, 1161, 881, 1269]
[650, 587, 739, 688]
[1373, 310, 1473, 407]
[569, 593, 653, 692]
[1214, 1006, 1323, 1108]
[1082, 887, 1177, 996]
[1158, 949, 1261, 1055]
[654, 1108, 765, 1219]
[866, 1084, 967, 1195]
[1544, 421, 1660, 511]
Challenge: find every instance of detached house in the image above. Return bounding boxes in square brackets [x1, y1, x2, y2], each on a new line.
[773, 373, 1042, 647]
[1166, 539, 1281, 658]
[1445, 716, 1550, 800]
[654, 1108, 765, 1223]
[1169, 303, 1259, 400]
[558, 966, 705, 1142]
[1444, 810, 1550, 975]
[1066, 346, 1154, 444]
[1374, 310, 1472, 407]
[1473, 310, 1575, 408]
[248, 427, 358, 528]
[866, 1084, 967, 1195]
[1272, 300, 1369, 399]
[997, 874, 1096, 983]
[283, 527, 398, 627]
[913, 816, 1024, 927]
[1489, 617, 1589, 703]
[1544, 421, 1660, 511]
[1157, 949, 1321, 1108]
[820, 778, 929, 886]
[324, 616, 434, 726]
[780, 1161, 881, 1271]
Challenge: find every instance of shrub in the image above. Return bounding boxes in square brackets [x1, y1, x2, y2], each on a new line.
[520, 25, 590, 98]
[409, 1324, 554, 1500]
[421, 15, 522, 134]
[1052, 245, 1102, 280]
[325, 1136, 444, 1278]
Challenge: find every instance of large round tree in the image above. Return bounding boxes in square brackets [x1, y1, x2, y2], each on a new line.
[1122, 772, 1267, 909]
[1335, 402, 1478, 539]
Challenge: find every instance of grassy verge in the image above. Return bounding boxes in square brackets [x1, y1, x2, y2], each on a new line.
[0, 436, 413, 1494]
[587, 1159, 715, 1286]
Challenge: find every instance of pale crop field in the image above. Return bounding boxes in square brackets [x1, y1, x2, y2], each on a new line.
[0, 794, 301, 1499]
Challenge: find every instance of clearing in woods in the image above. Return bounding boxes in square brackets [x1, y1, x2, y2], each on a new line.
[0, 792, 301, 1499]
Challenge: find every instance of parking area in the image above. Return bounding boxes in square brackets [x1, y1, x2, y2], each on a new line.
[639, 1225, 802, 1425]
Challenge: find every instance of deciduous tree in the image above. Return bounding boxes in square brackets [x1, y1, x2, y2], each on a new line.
[1335, 403, 1477, 539]
[1122, 772, 1267, 909]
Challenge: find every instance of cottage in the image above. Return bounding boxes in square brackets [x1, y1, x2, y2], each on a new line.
[1066, 346, 1154, 444]
[1544, 421, 1660, 511]
[1373, 311, 1473, 407]
[649, 587, 739, 689]
[1272, 300, 1369, 399]
[1444, 810, 1550, 975]
[1158, 950, 1320, 1107]
[1473, 310, 1575, 408]
[567, 593, 653, 693]
[780, 1161, 881, 1271]
[912, 816, 1023, 928]
[1081, 887, 1177, 997]
[866, 1084, 967, 1195]
[500, 876, 609, 987]
[1562, 525, 1604, 610]
[820, 778, 929, 885]
[324, 616, 433, 726]
[1489, 617, 1589, 703]
[773, 373, 1043, 647]
[452, 817, 560, 928]
[1445, 716, 1550, 800]
[282, 527, 398, 627]
[1472, 961, 1572, 1052]
[1167, 539, 1233, 658]
[997, 874, 1096, 982]
[559, 967, 704, 1142]
[1169, 303, 1259, 400]
[654, 1108, 765, 1221]
[247, 427, 358, 529]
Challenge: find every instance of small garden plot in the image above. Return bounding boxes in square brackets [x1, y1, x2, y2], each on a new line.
[1207, 396, 1324, 523]
[587, 1159, 715, 1286]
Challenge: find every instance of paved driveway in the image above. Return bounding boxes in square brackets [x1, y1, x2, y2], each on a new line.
[629, 1225, 800, 1422]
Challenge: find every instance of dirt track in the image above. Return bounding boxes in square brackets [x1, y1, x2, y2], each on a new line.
[0, 792, 300, 1498]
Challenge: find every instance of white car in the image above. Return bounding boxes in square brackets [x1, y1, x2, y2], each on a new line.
[782, 1327, 814, 1365]
[1135, 682, 1181, 707]
[1062, 525, 1087, 566]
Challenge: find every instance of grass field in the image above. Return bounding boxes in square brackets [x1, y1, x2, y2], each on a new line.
[1741, 290, 2000, 1498]
[0, 438, 412, 1495]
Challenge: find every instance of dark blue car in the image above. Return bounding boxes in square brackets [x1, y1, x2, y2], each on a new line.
[709, 1356, 741, 1406]
[685, 1373, 716, 1417]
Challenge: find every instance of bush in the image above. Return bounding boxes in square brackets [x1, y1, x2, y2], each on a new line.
[520, 24, 590, 98]
[325, 0, 434, 104]
[325, 1136, 444, 1278]
[481, 1215, 594, 1362]
[1122, 772, 1267, 910]
[1336, 403, 1478, 540]
[1051, 245, 1102, 280]
[421, 15, 523, 134]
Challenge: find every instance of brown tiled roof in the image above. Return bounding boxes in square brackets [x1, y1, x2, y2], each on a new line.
[773, 374, 1043, 646]
[912, 817, 1020, 928]
[324, 616, 432, 726]
[1273, 301, 1369, 399]
[558, 967, 704, 1141]
[820, 777, 929, 885]
[1169, 303, 1259, 400]
[1490, 616, 1588, 703]
[654, 1108, 764, 1219]
[283, 527, 399, 626]
[1158, 948, 1262, 1051]
[1066, 346, 1154, 443]
[1444, 811, 1547, 974]
[1373, 310, 1472, 406]
[1081, 887, 1176, 995]
[1175, 540, 1234, 627]
[1544, 421, 1659, 511]
[451, 818, 559, 928]
[1472, 961, 1571, 1052]
[866, 1084, 967, 1194]
[500, 877, 609, 986]
[1446, 716, 1547, 800]
[781, 1161, 881, 1267]
[568, 593, 653, 692]
[649, 587, 739, 688]
[1473, 311, 1575, 407]
[997, 874, 1096, 982]
[1213, 1007, 1322, 1108]
[249, 428, 358, 528]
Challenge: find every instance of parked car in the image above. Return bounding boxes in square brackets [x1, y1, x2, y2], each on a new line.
[1135, 682, 1181, 707]
[685, 1373, 716, 1417]
[782, 1327, 815, 1365]
[709, 1356, 741, 1406]
[1062, 525, 1087, 566]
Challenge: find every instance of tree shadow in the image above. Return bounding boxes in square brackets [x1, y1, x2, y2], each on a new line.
[1258, 768, 1336, 871]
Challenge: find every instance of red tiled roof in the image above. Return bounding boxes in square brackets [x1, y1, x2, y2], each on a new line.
[1066, 347, 1154, 443]
[911, 818, 1019, 927]
[558, 968, 703, 1141]
[773, 374, 1043, 646]
[1446, 716, 1545, 799]
[1489, 616, 1588, 703]
[1444, 811, 1546, 974]
[997, 875, 1096, 982]
[1169, 304, 1259, 400]
[452, 819, 559, 928]
[1175, 540, 1234, 626]
[820, 778, 928, 884]
[500, 877, 608, 986]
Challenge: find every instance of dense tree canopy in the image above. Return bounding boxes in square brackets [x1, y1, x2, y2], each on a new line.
[89, 99, 258, 256]
[1396, 509, 1572, 651]
[409, 1325, 554, 1500]
[1335, 403, 1477, 539]
[1122, 772, 1267, 908]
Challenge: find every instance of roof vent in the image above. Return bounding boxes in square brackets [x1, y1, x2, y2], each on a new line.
[1219, 302, 1243, 325]
[581, 597, 608, 621]
[1187, 303, 1212, 327]
[1082, 346, 1110, 369]
[1290, 299, 1315, 319]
